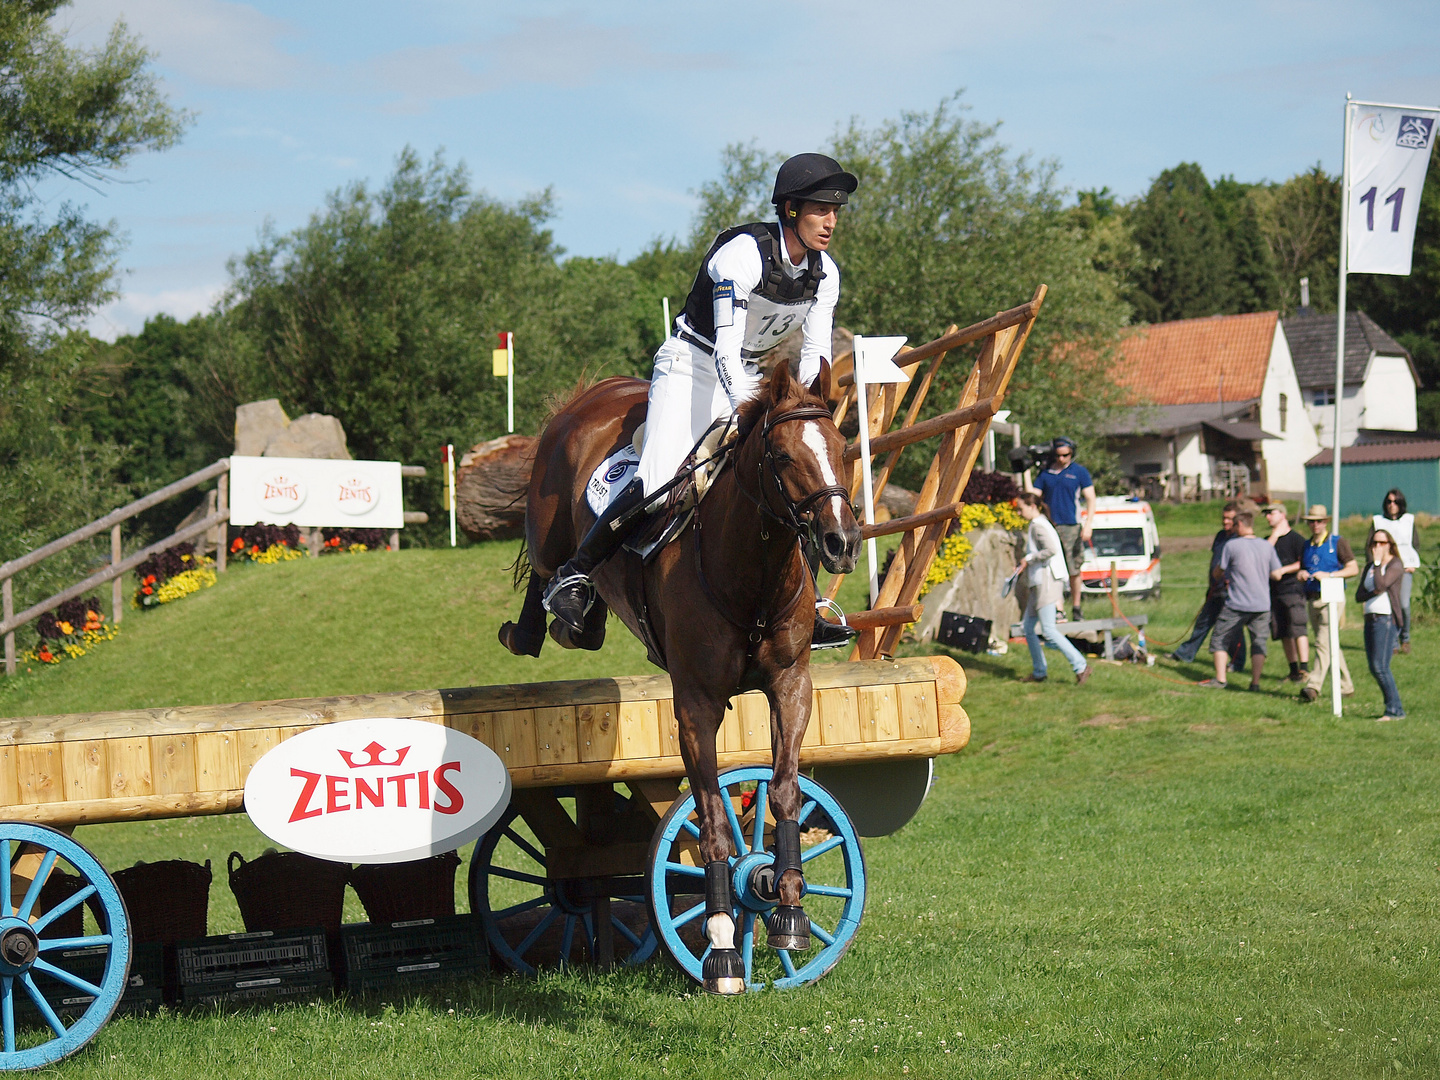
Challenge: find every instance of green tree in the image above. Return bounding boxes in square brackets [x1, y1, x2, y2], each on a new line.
[1128, 164, 1238, 322]
[1251, 164, 1341, 316]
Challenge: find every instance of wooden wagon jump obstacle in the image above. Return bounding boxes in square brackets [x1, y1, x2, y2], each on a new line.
[0, 286, 1044, 1067]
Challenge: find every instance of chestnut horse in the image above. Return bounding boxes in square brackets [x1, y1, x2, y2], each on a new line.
[501, 359, 860, 992]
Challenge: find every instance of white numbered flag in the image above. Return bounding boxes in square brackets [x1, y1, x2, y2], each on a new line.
[1348, 106, 1439, 275]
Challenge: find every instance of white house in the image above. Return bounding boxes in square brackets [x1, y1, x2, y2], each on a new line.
[1282, 309, 1420, 446]
[1103, 311, 1320, 501]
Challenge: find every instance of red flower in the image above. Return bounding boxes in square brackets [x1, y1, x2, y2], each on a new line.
[38, 648, 54, 662]
[141, 586, 153, 595]
[231, 537, 244, 552]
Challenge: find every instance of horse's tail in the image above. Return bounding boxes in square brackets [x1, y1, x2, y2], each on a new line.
[505, 536, 531, 592]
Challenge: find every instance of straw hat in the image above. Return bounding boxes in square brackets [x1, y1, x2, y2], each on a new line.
[1301, 504, 1330, 521]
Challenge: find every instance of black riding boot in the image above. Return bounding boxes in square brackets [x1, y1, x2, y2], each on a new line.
[543, 478, 649, 635]
[804, 540, 859, 651]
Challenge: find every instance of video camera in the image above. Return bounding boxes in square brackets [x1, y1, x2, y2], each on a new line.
[1007, 440, 1062, 473]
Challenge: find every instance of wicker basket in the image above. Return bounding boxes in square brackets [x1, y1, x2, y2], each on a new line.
[348, 852, 461, 924]
[113, 860, 212, 944]
[228, 850, 348, 934]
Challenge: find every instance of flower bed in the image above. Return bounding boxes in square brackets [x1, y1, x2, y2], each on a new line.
[319, 527, 388, 555]
[229, 524, 305, 565]
[922, 502, 1026, 594]
[134, 542, 216, 609]
[23, 596, 119, 666]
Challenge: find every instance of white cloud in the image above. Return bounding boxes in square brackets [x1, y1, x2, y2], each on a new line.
[84, 283, 224, 341]
[64, 0, 315, 90]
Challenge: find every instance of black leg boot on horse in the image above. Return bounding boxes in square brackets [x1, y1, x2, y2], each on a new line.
[766, 818, 811, 949]
[544, 477, 649, 636]
[702, 859, 745, 994]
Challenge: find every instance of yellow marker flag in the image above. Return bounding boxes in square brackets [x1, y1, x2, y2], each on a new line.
[492, 348, 509, 377]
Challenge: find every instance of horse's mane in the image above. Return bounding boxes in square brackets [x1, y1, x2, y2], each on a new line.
[733, 367, 830, 443]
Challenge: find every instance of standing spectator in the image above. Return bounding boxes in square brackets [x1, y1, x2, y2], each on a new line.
[1370, 489, 1420, 653]
[1357, 529, 1406, 720]
[1030, 437, 1096, 622]
[1013, 493, 1092, 685]
[1264, 502, 1310, 682]
[1297, 505, 1358, 703]
[1200, 510, 1280, 689]
[1169, 501, 1246, 669]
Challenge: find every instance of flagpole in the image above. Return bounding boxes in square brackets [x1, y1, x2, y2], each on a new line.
[1331, 94, 1352, 524]
[506, 332, 515, 434]
[853, 335, 882, 606]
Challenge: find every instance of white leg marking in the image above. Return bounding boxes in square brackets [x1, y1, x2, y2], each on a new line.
[802, 421, 845, 518]
[706, 912, 736, 951]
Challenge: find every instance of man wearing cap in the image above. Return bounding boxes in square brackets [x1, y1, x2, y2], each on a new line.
[542, 153, 857, 647]
[1297, 504, 1357, 702]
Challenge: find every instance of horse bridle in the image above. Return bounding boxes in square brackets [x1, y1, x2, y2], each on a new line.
[746, 405, 853, 539]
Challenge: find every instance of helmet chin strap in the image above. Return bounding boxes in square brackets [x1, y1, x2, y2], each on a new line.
[782, 201, 815, 255]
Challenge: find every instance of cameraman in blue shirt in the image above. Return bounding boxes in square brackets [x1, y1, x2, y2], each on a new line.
[1029, 438, 1096, 621]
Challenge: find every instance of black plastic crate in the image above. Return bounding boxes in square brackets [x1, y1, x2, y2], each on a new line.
[176, 928, 329, 988]
[181, 971, 333, 1009]
[938, 611, 991, 653]
[14, 941, 164, 1026]
[340, 914, 487, 995]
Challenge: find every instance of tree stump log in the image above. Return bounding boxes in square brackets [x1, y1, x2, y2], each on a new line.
[455, 435, 536, 541]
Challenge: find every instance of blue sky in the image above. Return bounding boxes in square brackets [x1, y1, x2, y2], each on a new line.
[56, 0, 1440, 340]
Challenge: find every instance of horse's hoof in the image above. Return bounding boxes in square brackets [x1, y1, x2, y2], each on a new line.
[549, 618, 607, 652]
[702, 948, 745, 995]
[766, 905, 811, 950]
[498, 621, 542, 658]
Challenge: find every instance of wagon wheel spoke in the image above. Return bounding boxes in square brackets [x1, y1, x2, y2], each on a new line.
[721, 786, 748, 856]
[740, 912, 755, 986]
[663, 861, 704, 879]
[797, 799, 817, 827]
[493, 896, 549, 921]
[0, 840, 9, 917]
[29, 884, 97, 935]
[581, 912, 596, 957]
[751, 781, 768, 852]
[777, 947, 798, 978]
[37, 935, 112, 952]
[802, 883, 852, 899]
[672, 901, 705, 928]
[504, 828, 547, 869]
[801, 834, 844, 862]
[809, 920, 837, 947]
[680, 818, 701, 839]
[30, 959, 103, 999]
[514, 907, 562, 959]
[611, 916, 642, 949]
[489, 867, 548, 887]
[17, 850, 57, 922]
[1, 976, 12, 1055]
[560, 915, 578, 965]
[19, 974, 66, 1039]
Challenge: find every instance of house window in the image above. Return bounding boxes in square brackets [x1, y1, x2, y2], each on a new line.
[1313, 388, 1335, 407]
[1279, 393, 1287, 433]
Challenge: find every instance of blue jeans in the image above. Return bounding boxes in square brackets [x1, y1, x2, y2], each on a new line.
[1024, 602, 1089, 679]
[1364, 614, 1404, 717]
[1400, 572, 1413, 643]
[1172, 592, 1247, 667]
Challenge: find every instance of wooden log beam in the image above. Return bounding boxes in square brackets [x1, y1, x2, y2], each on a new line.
[844, 397, 997, 463]
[835, 299, 1042, 388]
[839, 604, 923, 631]
[861, 503, 960, 540]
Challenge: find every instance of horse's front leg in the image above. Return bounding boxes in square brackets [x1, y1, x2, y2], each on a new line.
[764, 661, 813, 950]
[675, 688, 745, 994]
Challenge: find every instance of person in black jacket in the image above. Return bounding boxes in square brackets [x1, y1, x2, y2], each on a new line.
[1357, 528, 1407, 721]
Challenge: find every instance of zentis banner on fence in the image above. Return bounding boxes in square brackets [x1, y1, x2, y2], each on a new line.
[244, 718, 512, 864]
[229, 456, 406, 528]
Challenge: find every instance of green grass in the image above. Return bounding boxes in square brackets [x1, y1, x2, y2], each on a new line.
[2, 531, 1437, 1077]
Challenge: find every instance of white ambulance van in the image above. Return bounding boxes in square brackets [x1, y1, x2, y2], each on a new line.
[1078, 496, 1162, 599]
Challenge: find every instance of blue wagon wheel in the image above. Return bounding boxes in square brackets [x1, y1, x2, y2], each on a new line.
[0, 823, 129, 1071]
[469, 804, 657, 974]
[646, 766, 865, 991]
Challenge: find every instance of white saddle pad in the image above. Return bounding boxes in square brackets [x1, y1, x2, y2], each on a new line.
[585, 442, 641, 517]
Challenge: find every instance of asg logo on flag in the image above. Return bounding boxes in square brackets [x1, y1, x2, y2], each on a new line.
[1397, 116, 1435, 150]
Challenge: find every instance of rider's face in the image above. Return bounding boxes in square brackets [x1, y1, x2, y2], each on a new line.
[794, 201, 840, 251]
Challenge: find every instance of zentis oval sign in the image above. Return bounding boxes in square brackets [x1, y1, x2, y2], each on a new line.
[244, 718, 511, 864]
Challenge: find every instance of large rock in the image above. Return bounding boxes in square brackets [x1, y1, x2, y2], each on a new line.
[263, 413, 351, 460]
[915, 525, 1026, 644]
[234, 399, 290, 457]
[455, 435, 537, 541]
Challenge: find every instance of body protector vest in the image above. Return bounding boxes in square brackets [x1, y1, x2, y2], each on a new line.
[681, 223, 825, 360]
[1302, 535, 1343, 595]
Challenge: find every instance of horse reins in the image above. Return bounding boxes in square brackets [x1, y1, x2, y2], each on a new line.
[693, 405, 850, 648]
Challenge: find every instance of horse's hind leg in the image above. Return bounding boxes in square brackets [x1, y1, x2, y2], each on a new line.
[764, 666, 814, 951]
[499, 568, 549, 658]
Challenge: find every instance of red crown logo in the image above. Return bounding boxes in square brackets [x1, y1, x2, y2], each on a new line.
[337, 741, 410, 769]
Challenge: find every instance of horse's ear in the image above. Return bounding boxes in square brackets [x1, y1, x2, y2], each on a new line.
[767, 356, 795, 401]
[808, 358, 832, 402]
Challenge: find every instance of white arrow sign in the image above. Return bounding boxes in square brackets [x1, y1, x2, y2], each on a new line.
[852, 334, 909, 606]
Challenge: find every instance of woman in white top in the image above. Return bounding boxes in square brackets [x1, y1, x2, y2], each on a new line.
[1356, 528, 1406, 721]
[1370, 488, 1420, 651]
[1014, 493, 1092, 684]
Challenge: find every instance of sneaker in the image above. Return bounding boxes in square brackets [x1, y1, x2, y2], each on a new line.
[1285, 671, 1305, 683]
[1247, 682, 1263, 692]
[1075, 665, 1093, 686]
[1299, 687, 1318, 703]
[1400, 642, 1411, 654]
[1019, 674, 1047, 683]
[1197, 678, 1227, 689]
[1071, 607, 1084, 623]
[1168, 651, 1192, 663]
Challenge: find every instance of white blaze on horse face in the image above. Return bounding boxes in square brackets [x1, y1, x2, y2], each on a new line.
[707, 912, 736, 950]
[802, 421, 845, 519]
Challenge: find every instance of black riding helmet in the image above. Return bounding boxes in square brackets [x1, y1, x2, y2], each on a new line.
[772, 154, 858, 238]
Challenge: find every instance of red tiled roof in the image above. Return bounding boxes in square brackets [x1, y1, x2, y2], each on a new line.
[1111, 312, 1278, 406]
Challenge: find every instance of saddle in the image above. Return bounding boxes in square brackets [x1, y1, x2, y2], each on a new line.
[624, 417, 738, 561]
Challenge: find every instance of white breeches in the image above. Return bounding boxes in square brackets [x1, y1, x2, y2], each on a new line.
[636, 337, 752, 497]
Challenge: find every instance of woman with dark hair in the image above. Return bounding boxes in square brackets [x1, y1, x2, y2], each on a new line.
[1013, 493, 1092, 684]
[1357, 528, 1406, 721]
[1370, 488, 1420, 652]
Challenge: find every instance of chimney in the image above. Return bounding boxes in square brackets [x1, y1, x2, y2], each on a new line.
[1299, 276, 1310, 313]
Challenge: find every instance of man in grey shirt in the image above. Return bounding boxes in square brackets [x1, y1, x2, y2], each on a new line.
[1201, 510, 1282, 690]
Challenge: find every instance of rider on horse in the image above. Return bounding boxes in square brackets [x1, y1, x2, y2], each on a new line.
[542, 153, 859, 649]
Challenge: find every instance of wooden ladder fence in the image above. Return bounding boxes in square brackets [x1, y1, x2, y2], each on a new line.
[828, 284, 1047, 660]
[1, 459, 430, 675]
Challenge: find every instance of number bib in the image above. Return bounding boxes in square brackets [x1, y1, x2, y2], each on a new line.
[740, 292, 815, 359]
